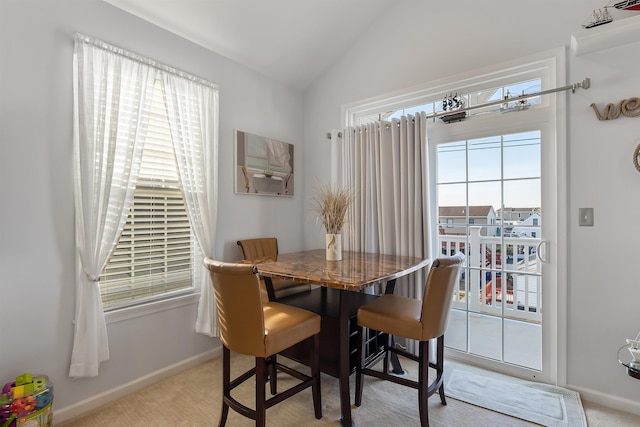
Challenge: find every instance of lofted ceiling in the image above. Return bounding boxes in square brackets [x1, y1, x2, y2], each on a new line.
[104, 0, 394, 91]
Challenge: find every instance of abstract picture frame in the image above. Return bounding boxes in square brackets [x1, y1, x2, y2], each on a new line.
[234, 130, 294, 197]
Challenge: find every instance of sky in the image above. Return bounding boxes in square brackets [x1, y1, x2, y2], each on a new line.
[437, 131, 542, 211]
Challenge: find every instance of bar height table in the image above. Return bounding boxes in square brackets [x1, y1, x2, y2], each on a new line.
[257, 249, 429, 427]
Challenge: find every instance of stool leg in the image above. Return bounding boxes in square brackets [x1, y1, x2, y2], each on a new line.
[311, 333, 322, 419]
[218, 346, 230, 427]
[355, 325, 364, 407]
[382, 332, 390, 374]
[418, 340, 430, 427]
[255, 357, 266, 427]
[269, 355, 277, 395]
[437, 335, 447, 405]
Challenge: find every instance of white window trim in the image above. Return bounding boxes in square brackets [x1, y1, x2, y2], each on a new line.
[342, 48, 561, 128]
[105, 291, 200, 324]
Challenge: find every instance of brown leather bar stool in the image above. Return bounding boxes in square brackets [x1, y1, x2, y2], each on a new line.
[237, 237, 311, 300]
[204, 258, 322, 427]
[354, 252, 465, 427]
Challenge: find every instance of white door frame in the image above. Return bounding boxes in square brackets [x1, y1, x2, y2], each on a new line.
[344, 48, 567, 386]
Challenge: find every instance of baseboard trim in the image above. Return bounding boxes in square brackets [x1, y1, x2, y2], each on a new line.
[54, 347, 221, 424]
[570, 383, 640, 416]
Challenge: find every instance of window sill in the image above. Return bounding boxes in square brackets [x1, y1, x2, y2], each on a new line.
[571, 14, 640, 56]
[105, 292, 200, 324]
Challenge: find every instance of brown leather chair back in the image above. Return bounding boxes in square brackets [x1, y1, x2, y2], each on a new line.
[420, 252, 465, 341]
[237, 238, 278, 302]
[237, 237, 311, 301]
[204, 259, 265, 355]
[237, 237, 278, 262]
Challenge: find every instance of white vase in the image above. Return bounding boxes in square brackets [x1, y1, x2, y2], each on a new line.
[326, 233, 342, 261]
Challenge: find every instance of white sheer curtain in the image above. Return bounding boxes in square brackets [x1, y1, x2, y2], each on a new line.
[333, 113, 432, 354]
[162, 73, 219, 337]
[72, 33, 220, 376]
[71, 34, 156, 377]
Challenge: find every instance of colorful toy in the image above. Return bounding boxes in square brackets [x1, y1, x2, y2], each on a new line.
[0, 374, 53, 427]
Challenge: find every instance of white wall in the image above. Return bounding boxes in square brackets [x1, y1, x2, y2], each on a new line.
[303, 0, 640, 414]
[568, 38, 640, 409]
[0, 0, 305, 415]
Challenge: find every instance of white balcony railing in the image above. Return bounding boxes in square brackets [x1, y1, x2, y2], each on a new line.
[441, 226, 542, 323]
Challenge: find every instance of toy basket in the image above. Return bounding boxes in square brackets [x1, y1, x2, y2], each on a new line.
[1, 374, 53, 427]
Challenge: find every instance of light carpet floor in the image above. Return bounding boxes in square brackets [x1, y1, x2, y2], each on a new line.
[58, 354, 640, 426]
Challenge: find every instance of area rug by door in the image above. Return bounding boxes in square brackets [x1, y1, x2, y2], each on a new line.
[444, 362, 587, 427]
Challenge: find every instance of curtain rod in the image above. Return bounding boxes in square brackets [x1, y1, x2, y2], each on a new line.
[74, 33, 219, 89]
[326, 78, 591, 139]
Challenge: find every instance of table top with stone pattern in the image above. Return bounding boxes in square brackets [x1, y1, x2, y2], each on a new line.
[256, 249, 429, 291]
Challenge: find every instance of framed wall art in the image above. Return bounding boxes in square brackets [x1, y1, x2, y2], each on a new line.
[234, 130, 294, 197]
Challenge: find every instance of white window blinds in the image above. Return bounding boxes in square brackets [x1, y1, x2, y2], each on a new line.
[100, 80, 195, 310]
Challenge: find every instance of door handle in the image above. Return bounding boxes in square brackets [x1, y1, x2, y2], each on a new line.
[536, 240, 548, 263]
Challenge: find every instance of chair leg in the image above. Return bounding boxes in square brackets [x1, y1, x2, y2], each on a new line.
[269, 355, 277, 395]
[418, 340, 430, 427]
[382, 332, 390, 374]
[355, 325, 364, 407]
[218, 346, 231, 427]
[437, 335, 447, 405]
[311, 333, 322, 419]
[255, 357, 266, 427]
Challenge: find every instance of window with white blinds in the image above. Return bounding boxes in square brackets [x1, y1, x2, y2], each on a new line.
[100, 80, 196, 310]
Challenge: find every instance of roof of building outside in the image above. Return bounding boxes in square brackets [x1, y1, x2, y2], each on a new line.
[439, 205, 494, 217]
[497, 207, 541, 213]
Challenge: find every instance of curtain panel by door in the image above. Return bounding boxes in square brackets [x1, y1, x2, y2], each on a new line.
[330, 113, 432, 353]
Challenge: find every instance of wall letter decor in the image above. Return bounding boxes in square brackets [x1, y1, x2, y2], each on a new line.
[591, 97, 640, 120]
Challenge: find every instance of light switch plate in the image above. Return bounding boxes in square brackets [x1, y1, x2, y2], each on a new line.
[578, 208, 594, 226]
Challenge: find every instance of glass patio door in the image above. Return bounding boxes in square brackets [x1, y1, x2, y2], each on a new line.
[437, 130, 546, 376]
[346, 52, 565, 383]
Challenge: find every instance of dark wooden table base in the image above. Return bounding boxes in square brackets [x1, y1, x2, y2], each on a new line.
[278, 287, 391, 426]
